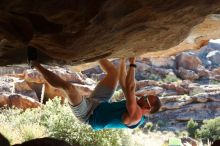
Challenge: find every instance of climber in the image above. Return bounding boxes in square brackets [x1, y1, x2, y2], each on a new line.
[28, 47, 161, 130]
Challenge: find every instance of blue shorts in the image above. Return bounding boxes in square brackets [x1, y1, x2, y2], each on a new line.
[69, 83, 116, 123]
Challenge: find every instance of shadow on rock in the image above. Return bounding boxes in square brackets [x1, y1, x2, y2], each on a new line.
[12, 137, 80, 146]
[12, 137, 81, 146]
[0, 133, 80, 146]
[0, 133, 10, 146]
[211, 140, 220, 146]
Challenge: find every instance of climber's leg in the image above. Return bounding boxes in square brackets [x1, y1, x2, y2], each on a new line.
[32, 62, 82, 106]
[90, 59, 118, 102]
[27, 46, 94, 122]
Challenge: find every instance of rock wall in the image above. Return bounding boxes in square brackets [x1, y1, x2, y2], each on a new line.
[0, 66, 96, 109]
[0, 0, 220, 66]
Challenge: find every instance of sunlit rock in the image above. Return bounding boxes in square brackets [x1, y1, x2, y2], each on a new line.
[178, 67, 199, 81]
[175, 52, 202, 71]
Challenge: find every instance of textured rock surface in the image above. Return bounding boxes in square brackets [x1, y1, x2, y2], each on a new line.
[178, 67, 199, 81]
[141, 14, 220, 58]
[175, 52, 202, 71]
[1, 0, 220, 66]
[0, 65, 95, 108]
[207, 50, 220, 67]
[0, 93, 41, 109]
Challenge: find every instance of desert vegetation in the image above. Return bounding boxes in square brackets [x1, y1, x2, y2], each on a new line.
[0, 97, 219, 146]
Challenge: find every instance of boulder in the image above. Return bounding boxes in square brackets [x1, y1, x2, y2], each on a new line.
[207, 39, 220, 51]
[191, 93, 209, 103]
[197, 45, 214, 68]
[206, 50, 220, 67]
[0, 66, 96, 106]
[24, 69, 45, 83]
[50, 66, 95, 85]
[0, 93, 9, 107]
[211, 67, 220, 76]
[175, 86, 188, 95]
[134, 62, 152, 80]
[160, 95, 182, 103]
[135, 62, 151, 72]
[9, 94, 41, 109]
[175, 52, 202, 71]
[178, 67, 199, 81]
[161, 101, 192, 110]
[213, 75, 220, 81]
[136, 80, 158, 90]
[0, 75, 40, 101]
[148, 56, 175, 68]
[189, 86, 206, 96]
[160, 95, 193, 110]
[136, 86, 163, 96]
[159, 90, 178, 96]
[161, 83, 188, 95]
[197, 45, 214, 58]
[24, 68, 95, 85]
[151, 68, 174, 77]
[0, 66, 29, 76]
[14, 80, 39, 101]
[192, 91, 220, 102]
[160, 95, 192, 103]
[1, 1, 220, 66]
[0, 93, 41, 109]
[0, 76, 16, 93]
[82, 66, 103, 78]
[196, 65, 210, 78]
[150, 102, 220, 128]
[189, 84, 220, 96]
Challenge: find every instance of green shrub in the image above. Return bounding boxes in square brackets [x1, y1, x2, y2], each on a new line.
[162, 73, 180, 83]
[112, 89, 123, 101]
[19, 124, 47, 141]
[156, 120, 167, 129]
[209, 80, 220, 85]
[0, 97, 148, 146]
[37, 97, 123, 146]
[143, 122, 154, 133]
[177, 130, 188, 137]
[196, 117, 220, 141]
[187, 119, 199, 138]
[0, 107, 48, 144]
[148, 74, 161, 81]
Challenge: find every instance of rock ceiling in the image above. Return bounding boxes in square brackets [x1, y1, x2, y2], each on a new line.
[0, 0, 220, 66]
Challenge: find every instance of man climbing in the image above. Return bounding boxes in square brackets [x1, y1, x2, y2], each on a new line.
[29, 49, 161, 130]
